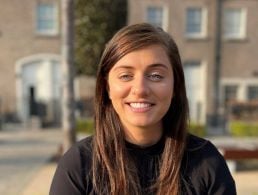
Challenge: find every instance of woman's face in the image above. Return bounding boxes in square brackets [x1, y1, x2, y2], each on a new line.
[107, 45, 174, 136]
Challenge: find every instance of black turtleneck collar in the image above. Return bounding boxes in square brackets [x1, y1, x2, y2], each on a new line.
[125, 136, 165, 156]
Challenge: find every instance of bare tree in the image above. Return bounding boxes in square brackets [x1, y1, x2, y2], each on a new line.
[61, 0, 76, 152]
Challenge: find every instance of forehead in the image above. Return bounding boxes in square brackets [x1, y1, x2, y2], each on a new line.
[111, 44, 171, 70]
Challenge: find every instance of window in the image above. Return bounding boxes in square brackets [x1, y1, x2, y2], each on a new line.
[223, 8, 246, 39]
[36, 3, 58, 35]
[146, 6, 165, 29]
[185, 7, 207, 38]
[224, 85, 238, 105]
[247, 86, 258, 101]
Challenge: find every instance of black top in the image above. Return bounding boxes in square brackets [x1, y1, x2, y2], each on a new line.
[50, 134, 236, 195]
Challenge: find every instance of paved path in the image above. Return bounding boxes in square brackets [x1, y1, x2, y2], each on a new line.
[0, 127, 62, 195]
[233, 170, 258, 195]
[1, 127, 258, 195]
[22, 163, 57, 195]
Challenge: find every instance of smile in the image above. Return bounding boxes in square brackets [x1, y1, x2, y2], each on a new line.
[127, 102, 154, 113]
[129, 102, 152, 108]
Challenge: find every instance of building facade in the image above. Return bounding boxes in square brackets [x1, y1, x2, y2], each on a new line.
[0, 0, 61, 126]
[128, 0, 258, 131]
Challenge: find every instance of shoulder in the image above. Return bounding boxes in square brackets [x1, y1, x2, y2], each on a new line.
[50, 136, 94, 195]
[58, 135, 93, 172]
[182, 134, 236, 194]
[186, 133, 210, 151]
[186, 134, 220, 156]
[184, 133, 227, 171]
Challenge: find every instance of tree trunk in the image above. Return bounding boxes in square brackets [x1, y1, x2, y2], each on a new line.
[61, 0, 76, 153]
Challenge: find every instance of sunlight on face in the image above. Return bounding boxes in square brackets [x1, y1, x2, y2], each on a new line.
[108, 45, 174, 143]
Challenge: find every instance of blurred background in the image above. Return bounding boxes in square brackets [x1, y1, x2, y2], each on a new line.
[0, 0, 258, 194]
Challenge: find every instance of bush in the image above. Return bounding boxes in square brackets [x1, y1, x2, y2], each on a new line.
[188, 123, 206, 137]
[76, 120, 208, 137]
[76, 118, 95, 134]
[229, 121, 258, 137]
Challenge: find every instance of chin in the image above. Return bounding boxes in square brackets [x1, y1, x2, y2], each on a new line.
[130, 120, 158, 128]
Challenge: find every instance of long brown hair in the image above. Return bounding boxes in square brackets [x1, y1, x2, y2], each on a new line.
[93, 23, 189, 195]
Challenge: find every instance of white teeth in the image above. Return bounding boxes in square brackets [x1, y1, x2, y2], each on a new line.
[129, 103, 151, 108]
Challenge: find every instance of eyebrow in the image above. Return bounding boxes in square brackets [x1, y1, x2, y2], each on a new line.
[149, 63, 170, 70]
[113, 63, 170, 71]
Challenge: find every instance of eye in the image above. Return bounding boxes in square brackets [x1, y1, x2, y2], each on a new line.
[118, 74, 133, 81]
[148, 73, 164, 81]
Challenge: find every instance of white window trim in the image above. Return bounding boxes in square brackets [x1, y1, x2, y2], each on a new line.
[163, 6, 169, 32]
[183, 60, 207, 124]
[221, 78, 258, 102]
[185, 7, 208, 39]
[223, 8, 247, 40]
[35, 3, 59, 36]
[145, 5, 168, 31]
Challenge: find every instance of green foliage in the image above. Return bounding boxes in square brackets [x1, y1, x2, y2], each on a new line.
[229, 121, 258, 137]
[76, 120, 209, 138]
[76, 118, 95, 134]
[75, 0, 127, 76]
[188, 123, 206, 137]
[76, 119, 208, 137]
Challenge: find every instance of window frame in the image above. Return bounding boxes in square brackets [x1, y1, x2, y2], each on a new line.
[247, 85, 258, 101]
[35, 2, 59, 36]
[223, 8, 247, 40]
[185, 7, 208, 39]
[145, 5, 168, 31]
[223, 85, 239, 106]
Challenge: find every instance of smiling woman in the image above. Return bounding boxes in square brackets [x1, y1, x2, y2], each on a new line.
[107, 45, 173, 146]
[50, 23, 236, 195]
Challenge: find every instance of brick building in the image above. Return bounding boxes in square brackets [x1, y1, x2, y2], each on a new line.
[0, 0, 63, 126]
[128, 0, 258, 132]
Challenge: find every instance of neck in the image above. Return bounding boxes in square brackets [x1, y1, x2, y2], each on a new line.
[123, 125, 163, 147]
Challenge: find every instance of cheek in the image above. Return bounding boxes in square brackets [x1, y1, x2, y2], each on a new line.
[108, 82, 130, 100]
[155, 81, 174, 100]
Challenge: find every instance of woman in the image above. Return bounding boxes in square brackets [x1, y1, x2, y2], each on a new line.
[50, 23, 236, 195]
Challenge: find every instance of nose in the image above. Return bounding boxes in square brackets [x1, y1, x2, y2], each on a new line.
[131, 75, 150, 97]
